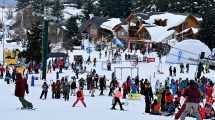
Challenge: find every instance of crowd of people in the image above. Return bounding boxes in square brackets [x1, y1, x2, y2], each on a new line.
[1, 48, 215, 120]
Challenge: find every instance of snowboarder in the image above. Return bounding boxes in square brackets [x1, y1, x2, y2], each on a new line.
[93, 58, 97, 67]
[55, 80, 61, 99]
[40, 82, 49, 100]
[72, 87, 86, 107]
[111, 87, 124, 110]
[15, 73, 33, 109]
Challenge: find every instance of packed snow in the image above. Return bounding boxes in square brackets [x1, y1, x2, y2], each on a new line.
[0, 40, 214, 120]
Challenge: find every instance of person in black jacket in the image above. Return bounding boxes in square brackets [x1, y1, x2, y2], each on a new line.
[143, 82, 153, 113]
[169, 66, 172, 76]
[99, 76, 105, 95]
[161, 89, 166, 112]
[70, 80, 77, 96]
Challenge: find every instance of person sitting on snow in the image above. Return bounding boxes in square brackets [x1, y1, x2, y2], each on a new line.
[205, 97, 215, 119]
[150, 99, 164, 115]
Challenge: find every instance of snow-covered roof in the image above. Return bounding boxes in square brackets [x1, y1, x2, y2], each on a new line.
[121, 25, 128, 32]
[155, 30, 176, 43]
[176, 27, 199, 35]
[144, 26, 167, 42]
[101, 18, 122, 31]
[145, 13, 187, 29]
[63, 7, 83, 20]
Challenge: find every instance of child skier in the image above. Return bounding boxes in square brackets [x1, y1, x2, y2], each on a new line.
[72, 87, 86, 107]
[111, 87, 124, 110]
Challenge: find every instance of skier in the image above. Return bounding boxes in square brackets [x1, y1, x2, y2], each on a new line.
[47, 62, 52, 73]
[180, 80, 202, 120]
[180, 63, 184, 73]
[15, 73, 33, 109]
[70, 80, 77, 96]
[186, 63, 189, 73]
[5, 71, 11, 84]
[111, 87, 124, 110]
[55, 80, 61, 99]
[40, 82, 49, 100]
[0, 64, 5, 79]
[99, 76, 105, 95]
[51, 82, 56, 98]
[64, 82, 70, 101]
[72, 87, 86, 107]
[143, 82, 153, 113]
[169, 66, 172, 76]
[99, 52, 102, 59]
[173, 67, 176, 76]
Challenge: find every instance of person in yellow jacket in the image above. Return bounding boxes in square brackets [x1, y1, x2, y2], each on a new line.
[111, 87, 124, 110]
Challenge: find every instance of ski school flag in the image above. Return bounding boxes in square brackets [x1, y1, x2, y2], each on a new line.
[178, 51, 182, 62]
[114, 37, 124, 47]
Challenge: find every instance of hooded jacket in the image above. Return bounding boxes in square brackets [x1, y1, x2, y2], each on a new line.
[15, 73, 29, 97]
[183, 85, 202, 103]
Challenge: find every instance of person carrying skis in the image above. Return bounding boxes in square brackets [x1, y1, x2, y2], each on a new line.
[111, 87, 124, 110]
[15, 73, 33, 109]
[72, 87, 86, 107]
[40, 82, 49, 100]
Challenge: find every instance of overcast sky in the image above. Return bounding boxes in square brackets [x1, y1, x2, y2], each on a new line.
[0, 0, 16, 8]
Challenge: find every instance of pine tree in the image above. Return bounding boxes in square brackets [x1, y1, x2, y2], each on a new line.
[94, 0, 133, 18]
[31, 0, 45, 13]
[51, 0, 64, 22]
[133, 0, 152, 13]
[16, 0, 30, 10]
[199, 1, 215, 50]
[63, 15, 82, 49]
[25, 21, 43, 63]
[82, 0, 95, 21]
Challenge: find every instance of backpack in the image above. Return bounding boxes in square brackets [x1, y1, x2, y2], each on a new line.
[77, 91, 82, 98]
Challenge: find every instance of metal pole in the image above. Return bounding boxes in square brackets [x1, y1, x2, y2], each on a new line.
[42, 18, 49, 79]
[2, 32, 4, 66]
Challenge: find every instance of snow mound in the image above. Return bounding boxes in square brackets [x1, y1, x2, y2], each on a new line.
[166, 39, 211, 64]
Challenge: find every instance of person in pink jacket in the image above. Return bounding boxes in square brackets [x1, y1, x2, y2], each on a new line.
[111, 87, 124, 110]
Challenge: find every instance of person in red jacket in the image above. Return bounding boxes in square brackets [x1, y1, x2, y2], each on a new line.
[122, 82, 127, 99]
[206, 82, 214, 98]
[15, 73, 33, 109]
[0, 64, 5, 79]
[72, 87, 86, 107]
[51, 82, 56, 98]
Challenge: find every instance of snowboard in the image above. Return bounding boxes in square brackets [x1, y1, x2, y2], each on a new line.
[175, 103, 186, 119]
[16, 107, 37, 111]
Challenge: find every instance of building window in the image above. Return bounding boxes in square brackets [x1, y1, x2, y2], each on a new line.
[90, 29, 97, 35]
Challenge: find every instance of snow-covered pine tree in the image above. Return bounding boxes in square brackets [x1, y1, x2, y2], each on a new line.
[132, 0, 152, 13]
[51, 0, 64, 23]
[16, 0, 29, 10]
[63, 15, 82, 49]
[82, 0, 95, 21]
[199, 1, 215, 50]
[94, 0, 132, 18]
[25, 21, 43, 63]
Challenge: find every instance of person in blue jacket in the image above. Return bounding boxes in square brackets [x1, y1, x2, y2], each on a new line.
[131, 83, 138, 94]
[170, 78, 175, 89]
[171, 82, 177, 96]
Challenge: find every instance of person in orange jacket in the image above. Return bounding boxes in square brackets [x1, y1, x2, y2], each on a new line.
[72, 87, 86, 108]
[111, 87, 124, 110]
[151, 99, 164, 115]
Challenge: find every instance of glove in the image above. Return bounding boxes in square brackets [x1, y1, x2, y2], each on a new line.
[82, 98, 84, 100]
[26, 91, 29, 94]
